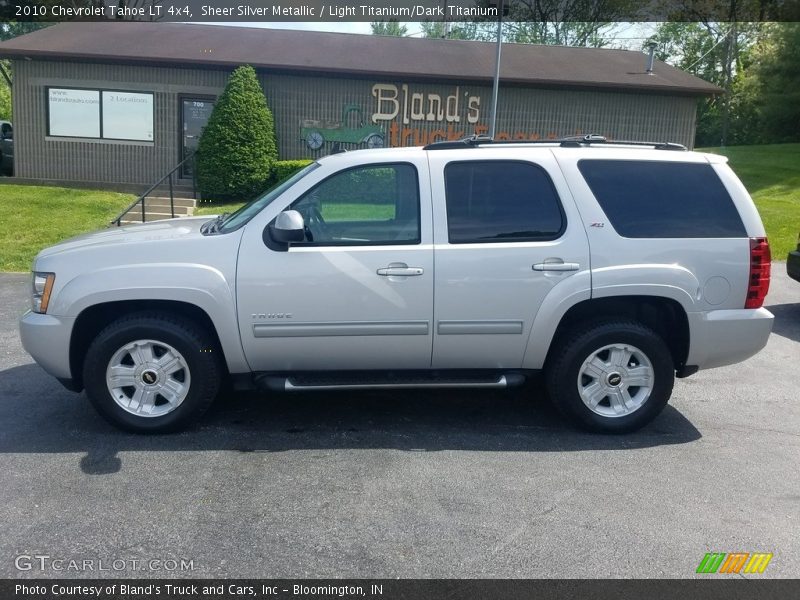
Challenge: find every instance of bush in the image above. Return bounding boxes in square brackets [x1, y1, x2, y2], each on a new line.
[271, 159, 313, 184]
[197, 65, 278, 201]
[196, 161, 313, 206]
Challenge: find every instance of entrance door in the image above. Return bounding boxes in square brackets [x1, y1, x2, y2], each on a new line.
[181, 98, 215, 177]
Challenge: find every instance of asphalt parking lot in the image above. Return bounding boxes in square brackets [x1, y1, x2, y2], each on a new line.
[0, 266, 798, 579]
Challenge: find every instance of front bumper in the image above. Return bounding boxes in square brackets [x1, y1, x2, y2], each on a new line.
[788, 250, 800, 283]
[19, 310, 75, 382]
[686, 307, 774, 370]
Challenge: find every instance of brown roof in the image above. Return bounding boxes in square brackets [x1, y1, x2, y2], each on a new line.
[0, 22, 722, 95]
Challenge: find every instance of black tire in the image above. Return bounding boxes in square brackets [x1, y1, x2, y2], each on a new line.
[545, 319, 674, 433]
[83, 311, 223, 433]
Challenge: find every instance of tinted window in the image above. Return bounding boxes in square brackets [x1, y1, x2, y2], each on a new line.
[292, 163, 419, 245]
[578, 160, 746, 238]
[444, 161, 564, 243]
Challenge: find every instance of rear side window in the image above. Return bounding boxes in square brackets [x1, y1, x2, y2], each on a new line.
[444, 161, 564, 243]
[578, 160, 746, 238]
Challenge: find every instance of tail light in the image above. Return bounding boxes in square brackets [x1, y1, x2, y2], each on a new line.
[745, 237, 770, 309]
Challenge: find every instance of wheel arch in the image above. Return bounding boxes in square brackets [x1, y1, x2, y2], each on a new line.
[525, 295, 691, 372]
[69, 300, 230, 391]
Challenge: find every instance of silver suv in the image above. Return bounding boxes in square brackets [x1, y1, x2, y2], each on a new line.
[19, 137, 774, 434]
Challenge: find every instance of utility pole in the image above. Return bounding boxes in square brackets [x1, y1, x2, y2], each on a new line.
[488, 0, 504, 139]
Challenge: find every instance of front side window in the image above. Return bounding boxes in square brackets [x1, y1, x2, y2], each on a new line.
[291, 163, 420, 245]
[444, 161, 565, 244]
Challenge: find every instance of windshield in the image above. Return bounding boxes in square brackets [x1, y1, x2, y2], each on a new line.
[217, 162, 320, 233]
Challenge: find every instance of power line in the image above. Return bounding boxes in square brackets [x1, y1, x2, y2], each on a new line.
[683, 31, 731, 71]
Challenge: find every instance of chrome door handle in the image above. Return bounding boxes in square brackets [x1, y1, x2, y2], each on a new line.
[532, 261, 580, 272]
[377, 263, 424, 276]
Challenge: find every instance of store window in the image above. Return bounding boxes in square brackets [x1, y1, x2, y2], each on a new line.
[47, 87, 154, 142]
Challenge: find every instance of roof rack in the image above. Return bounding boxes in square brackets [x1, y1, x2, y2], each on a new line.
[422, 134, 687, 151]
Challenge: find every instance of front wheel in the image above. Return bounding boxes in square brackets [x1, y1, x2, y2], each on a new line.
[83, 312, 223, 433]
[546, 320, 674, 433]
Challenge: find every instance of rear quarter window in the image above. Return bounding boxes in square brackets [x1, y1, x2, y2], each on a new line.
[577, 160, 746, 238]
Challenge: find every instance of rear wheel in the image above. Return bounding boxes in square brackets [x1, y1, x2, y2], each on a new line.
[83, 312, 222, 433]
[546, 320, 674, 433]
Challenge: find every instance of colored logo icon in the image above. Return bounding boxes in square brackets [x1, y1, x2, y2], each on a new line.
[696, 552, 773, 574]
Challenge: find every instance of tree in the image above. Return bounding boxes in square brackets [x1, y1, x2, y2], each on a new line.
[370, 20, 408, 36]
[419, 20, 487, 40]
[738, 23, 800, 143]
[0, 76, 10, 121]
[415, 1, 618, 46]
[0, 23, 53, 120]
[647, 22, 763, 146]
[501, 0, 627, 46]
[503, 20, 612, 46]
[0, 22, 52, 42]
[196, 66, 278, 201]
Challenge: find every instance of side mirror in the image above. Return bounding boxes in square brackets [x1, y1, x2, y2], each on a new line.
[268, 210, 305, 244]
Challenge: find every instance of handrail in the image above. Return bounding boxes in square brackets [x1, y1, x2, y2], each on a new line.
[111, 152, 199, 226]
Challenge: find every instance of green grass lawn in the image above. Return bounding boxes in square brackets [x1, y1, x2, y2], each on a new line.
[0, 185, 134, 272]
[194, 200, 245, 216]
[700, 143, 800, 259]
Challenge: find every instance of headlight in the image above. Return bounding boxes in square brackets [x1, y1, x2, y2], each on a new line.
[31, 272, 55, 314]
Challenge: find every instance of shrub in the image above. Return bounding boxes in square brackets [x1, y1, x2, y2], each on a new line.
[197, 65, 278, 201]
[271, 159, 313, 185]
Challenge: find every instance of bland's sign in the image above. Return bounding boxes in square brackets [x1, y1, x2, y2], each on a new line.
[368, 82, 571, 146]
[371, 84, 481, 124]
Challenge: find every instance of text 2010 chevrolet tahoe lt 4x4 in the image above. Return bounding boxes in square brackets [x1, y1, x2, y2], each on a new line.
[20, 137, 774, 433]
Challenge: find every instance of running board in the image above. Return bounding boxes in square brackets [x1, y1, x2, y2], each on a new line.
[254, 372, 527, 392]
[283, 376, 513, 392]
